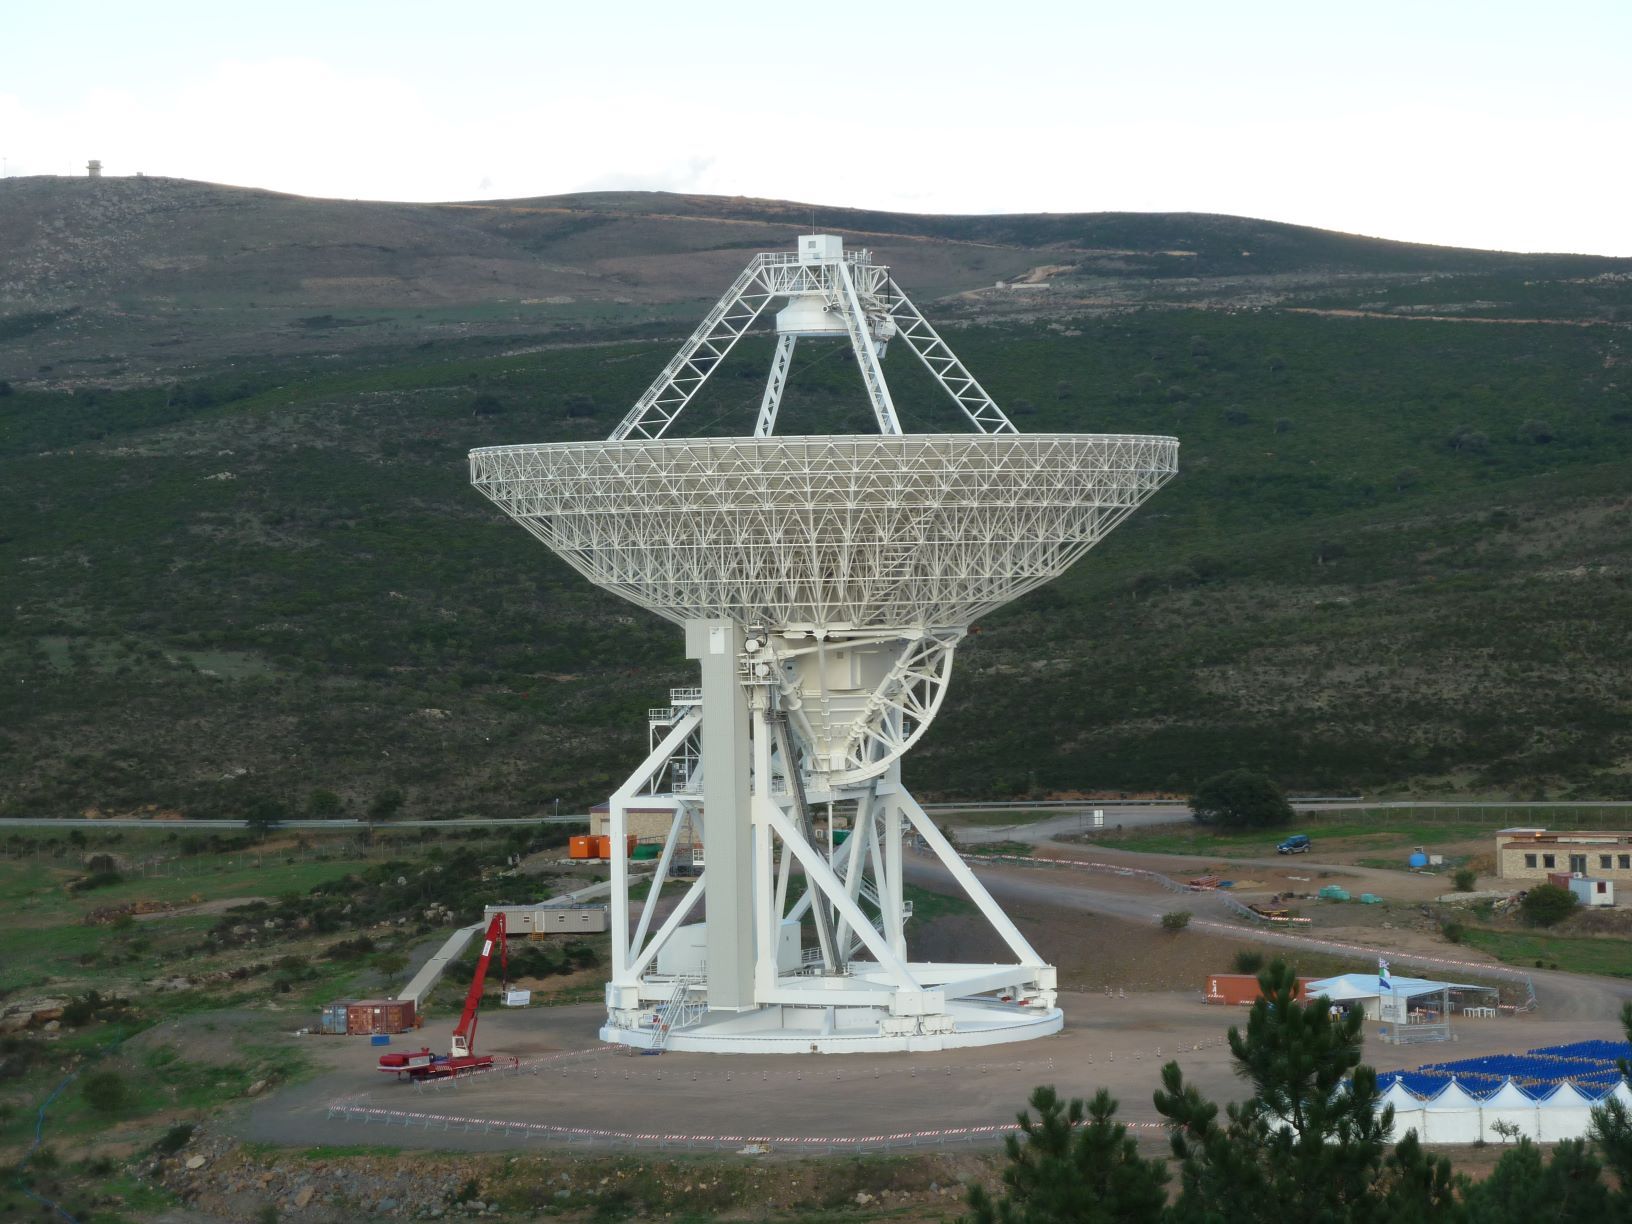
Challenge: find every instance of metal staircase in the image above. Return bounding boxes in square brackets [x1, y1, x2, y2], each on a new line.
[647, 973, 705, 1053]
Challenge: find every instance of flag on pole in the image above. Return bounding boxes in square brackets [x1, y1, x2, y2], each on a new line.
[1379, 958, 1392, 991]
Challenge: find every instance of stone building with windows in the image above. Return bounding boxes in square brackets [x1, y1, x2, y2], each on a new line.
[1496, 828, 1632, 882]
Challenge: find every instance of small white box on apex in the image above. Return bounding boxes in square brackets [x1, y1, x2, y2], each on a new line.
[798, 234, 843, 265]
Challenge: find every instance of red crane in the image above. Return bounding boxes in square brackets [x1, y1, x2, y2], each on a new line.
[378, 913, 508, 1079]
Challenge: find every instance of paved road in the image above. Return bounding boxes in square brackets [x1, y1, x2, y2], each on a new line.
[5, 797, 1627, 832]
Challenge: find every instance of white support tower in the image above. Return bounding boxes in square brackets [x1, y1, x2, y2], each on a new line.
[472, 235, 1179, 1053]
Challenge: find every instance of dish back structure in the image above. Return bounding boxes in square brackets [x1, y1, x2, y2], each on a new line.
[471, 235, 1178, 1052]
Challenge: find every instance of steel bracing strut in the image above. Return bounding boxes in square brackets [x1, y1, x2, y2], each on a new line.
[608, 246, 1015, 442]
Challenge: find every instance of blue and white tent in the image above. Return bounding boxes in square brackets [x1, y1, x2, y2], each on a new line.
[1304, 972, 1490, 1021]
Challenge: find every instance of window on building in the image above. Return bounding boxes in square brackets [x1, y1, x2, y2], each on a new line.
[1602, 855, 1613, 870]
[1525, 854, 1538, 868]
[1620, 855, 1630, 870]
[1543, 854, 1556, 868]
[1570, 854, 1588, 873]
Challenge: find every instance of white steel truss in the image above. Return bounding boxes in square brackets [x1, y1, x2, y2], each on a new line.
[471, 234, 1180, 1052]
[608, 239, 1015, 441]
[881, 276, 1014, 434]
[754, 334, 797, 438]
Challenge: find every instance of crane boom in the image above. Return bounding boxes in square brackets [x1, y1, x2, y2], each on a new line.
[451, 912, 507, 1057]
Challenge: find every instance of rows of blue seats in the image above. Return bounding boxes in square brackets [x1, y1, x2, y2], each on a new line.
[1381, 1040, 1631, 1097]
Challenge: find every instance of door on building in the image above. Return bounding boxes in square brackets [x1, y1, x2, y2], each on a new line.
[1569, 854, 1588, 874]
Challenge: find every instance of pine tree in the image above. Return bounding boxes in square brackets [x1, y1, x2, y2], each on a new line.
[966, 1085, 1168, 1223]
[1152, 960, 1452, 1222]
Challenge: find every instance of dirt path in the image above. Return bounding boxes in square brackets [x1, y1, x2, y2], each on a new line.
[910, 853, 1632, 1022]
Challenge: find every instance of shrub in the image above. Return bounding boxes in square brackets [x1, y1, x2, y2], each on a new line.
[69, 870, 123, 893]
[1516, 419, 1555, 444]
[1232, 949, 1265, 974]
[323, 936, 377, 961]
[1442, 921, 1466, 944]
[1453, 867, 1477, 892]
[80, 1069, 129, 1114]
[1447, 425, 1489, 453]
[1161, 911, 1192, 933]
[1189, 771, 1294, 830]
[153, 1123, 195, 1155]
[1520, 884, 1577, 927]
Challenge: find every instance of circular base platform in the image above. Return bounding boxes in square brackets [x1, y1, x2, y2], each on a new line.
[600, 998, 1063, 1055]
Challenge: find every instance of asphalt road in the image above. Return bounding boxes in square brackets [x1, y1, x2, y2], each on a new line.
[5, 797, 1628, 832]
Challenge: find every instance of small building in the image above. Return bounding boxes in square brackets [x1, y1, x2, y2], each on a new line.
[590, 803, 698, 846]
[344, 998, 416, 1035]
[1568, 877, 1615, 908]
[484, 902, 609, 934]
[1496, 828, 1632, 882]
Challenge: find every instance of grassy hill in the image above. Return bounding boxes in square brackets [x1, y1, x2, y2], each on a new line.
[2, 180, 1630, 819]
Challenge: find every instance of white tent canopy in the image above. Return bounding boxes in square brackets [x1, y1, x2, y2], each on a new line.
[1380, 1076, 1625, 1144]
[1305, 973, 1486, 1002]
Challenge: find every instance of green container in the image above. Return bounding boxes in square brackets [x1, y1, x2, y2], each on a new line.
[832, 830, 850, 845]
[631, 844, 660, 860]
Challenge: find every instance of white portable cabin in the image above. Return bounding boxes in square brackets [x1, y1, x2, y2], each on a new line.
[1568, 876, 1615, 907]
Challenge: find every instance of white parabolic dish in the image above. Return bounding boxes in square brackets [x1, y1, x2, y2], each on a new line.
[469, 432, 1180, 631]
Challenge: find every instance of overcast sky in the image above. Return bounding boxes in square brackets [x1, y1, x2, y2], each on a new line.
[3, 0, 1628, 255]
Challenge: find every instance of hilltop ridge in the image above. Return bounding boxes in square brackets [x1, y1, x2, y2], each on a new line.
[3, 177, 1627, 382]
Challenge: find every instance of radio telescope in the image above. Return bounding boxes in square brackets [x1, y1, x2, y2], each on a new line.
[471, 235, 1178, 1052]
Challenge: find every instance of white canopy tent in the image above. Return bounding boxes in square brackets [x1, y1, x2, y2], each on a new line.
[1305, 972, 1497, 1043]
[1380, 1076, 1622, 1144]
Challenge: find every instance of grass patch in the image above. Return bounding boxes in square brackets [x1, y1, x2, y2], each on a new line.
[903, 883, 978, 923]
[1459, 928, 1632, 978]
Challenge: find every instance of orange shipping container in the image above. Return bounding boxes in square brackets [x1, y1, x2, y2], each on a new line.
[569, 835, 595, 860]
[1204, 974, 1316, 1006]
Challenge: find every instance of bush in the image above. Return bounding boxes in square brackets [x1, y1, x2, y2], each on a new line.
[69, 870, 123, 893]
[1442, 920, 1466, 944]
[1453, 867, 1477, 892]
[323, 936, 376, 961]
[80, 1069, 129, 1114]
[1189, 771, 1294, 830]
[1520, 884, 1577, 927]
[153, 1123, 195, 1155]
[1161, 911, 1192, 933]
[1232, 949, 1265, 974]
